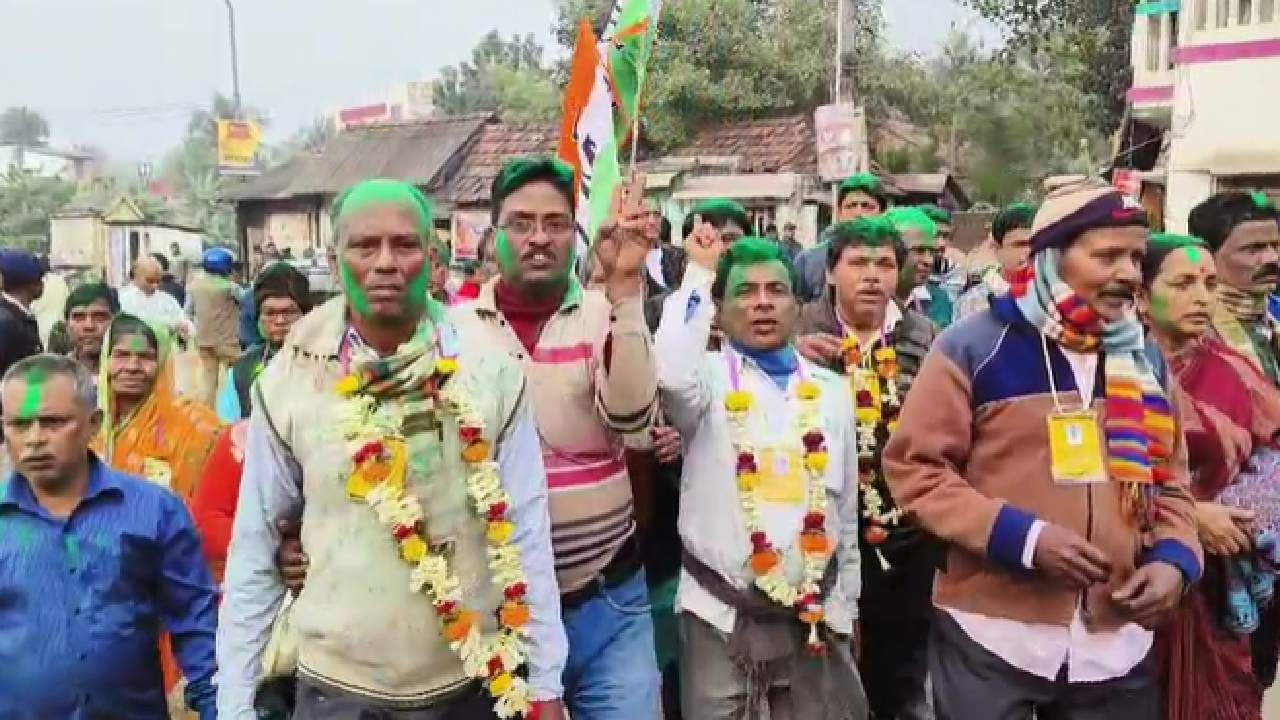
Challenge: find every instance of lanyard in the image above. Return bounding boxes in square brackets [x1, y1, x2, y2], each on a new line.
[1040, 332, 1068, 414]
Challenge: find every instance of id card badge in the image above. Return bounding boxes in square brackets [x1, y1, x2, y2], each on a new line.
[1046, 410, 1107, 484]
[757, 448, 806, 505]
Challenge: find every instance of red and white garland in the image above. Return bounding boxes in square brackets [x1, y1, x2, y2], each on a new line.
[336, 356, 535, 719]
[725, 363, 832, 655]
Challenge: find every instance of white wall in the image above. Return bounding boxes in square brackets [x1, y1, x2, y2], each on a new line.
[49, 215, 104, 268]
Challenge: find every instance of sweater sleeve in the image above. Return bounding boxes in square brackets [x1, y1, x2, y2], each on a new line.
[192, 425, 244, 585]
[882, 345, 1031, 566]
[1141, 380, 1204, 585]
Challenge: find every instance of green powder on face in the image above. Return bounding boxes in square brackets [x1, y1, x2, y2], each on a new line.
[726, 261, 793, 298]
[495, 230, 520, 279]
[403, 262, 429, 315]
[17, 368, 45, 420]
[126, 336, 148, 353]
[1150, 292, 1171, 324]
[340, 261, 372, 317]
[1182, 246, 1204, 264]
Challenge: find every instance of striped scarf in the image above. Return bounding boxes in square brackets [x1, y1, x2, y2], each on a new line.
[1013, 250, 1176, 525]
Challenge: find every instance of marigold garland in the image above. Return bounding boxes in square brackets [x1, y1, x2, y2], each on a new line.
[335, 353, 535, 719]
[725, 367, 832, 656]
[841, 333, 904, 571]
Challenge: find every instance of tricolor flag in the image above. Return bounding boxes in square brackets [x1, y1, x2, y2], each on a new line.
[558, 18, 619, 253]
[605, 0, 663, 145]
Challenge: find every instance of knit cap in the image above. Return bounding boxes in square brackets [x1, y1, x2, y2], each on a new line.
[1028, 177, 1147, 253]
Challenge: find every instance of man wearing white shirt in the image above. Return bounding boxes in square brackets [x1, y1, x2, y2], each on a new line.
[119, 257, 193, 341]
[883, 181, 1201, 719]
[656, 228, 867, 720]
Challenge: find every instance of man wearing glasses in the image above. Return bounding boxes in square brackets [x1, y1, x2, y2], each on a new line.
[450, 157, 663, 719]
[214, 262, 311, 422]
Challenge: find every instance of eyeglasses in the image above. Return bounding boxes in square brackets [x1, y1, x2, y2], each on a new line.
[260, 308, 302, 323]
[842, 200, 881, 212]
[499, 216, 575, 240]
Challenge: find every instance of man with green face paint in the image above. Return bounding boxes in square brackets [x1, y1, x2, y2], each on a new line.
[217, 178, 568, 720]
[451, 157, 664, 720]
[655, 236, 868, 719]
[886, 206, 954, 329]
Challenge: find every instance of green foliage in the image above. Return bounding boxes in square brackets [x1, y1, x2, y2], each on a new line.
[0, 107, 51, 147]
[960, 0, 1134, 132]
[0, 166, 76, 252]
[433, 31, 560, 122]
[555, 0, 837, 152]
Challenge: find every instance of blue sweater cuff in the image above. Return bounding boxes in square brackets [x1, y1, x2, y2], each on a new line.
[1143, 539, 1202, 586]
[987, 504, 1037, 571]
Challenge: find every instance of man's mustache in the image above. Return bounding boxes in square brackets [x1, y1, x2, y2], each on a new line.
[1252, 262, 1280, 283]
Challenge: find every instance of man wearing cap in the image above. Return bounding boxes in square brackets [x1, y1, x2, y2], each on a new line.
[884, 181, 1201, 719]
[215, 262, 311, 422]
[0, 249, 45, 386]
[217, 178, 568, 719]
[188, 248, 243, 406]
[1188, 190, 1280, 688]
[794, 173, 891, 303]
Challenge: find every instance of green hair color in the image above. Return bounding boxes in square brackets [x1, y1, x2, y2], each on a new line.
[827, 217, 906, 269]
[1141, 232, 1208, 285]
[490, 157, 575, 223]
[883, 206, 937, 242]
[331, 179, 434, 245]
[917, 203, 951, 225]
[711, 236, 799, 302]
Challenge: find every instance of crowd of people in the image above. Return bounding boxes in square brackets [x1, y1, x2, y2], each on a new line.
[2, 158, 1280, 720]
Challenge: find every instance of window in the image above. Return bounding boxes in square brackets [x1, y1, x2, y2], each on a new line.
[1218, 0, 1231, 26]
[1262, 0, 1275, 22]
[1147, 15, 1163, 71]
[1195, 0, 1208, 28]
[1240, 0, 1254, 23]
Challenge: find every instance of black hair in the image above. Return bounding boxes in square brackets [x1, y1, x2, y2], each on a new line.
[1188, 191, 1280, 252]
[489, 157, 576, 224]
[253, 262, 312, 315]
[681, 199, 751, 239]
[64, 282, 119, 319]
[150, 252, 170, 273]
[991, 203, 1038, 247]
[1141, 233, 1208, 288]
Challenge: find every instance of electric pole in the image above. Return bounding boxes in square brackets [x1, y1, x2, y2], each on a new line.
[224, 0, 242, 118]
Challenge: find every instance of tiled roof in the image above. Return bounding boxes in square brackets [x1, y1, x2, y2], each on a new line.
[669, 114, 818, 175]
[225, 114, 493, 201]
[443, 121, 559, 205]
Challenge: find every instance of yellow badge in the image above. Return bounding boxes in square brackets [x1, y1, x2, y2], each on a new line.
[1046, 410, 1106, 484]
[757, 448, 806, 505]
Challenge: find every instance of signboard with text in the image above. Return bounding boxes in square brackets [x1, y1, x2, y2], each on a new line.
[216, 119, 261, 175]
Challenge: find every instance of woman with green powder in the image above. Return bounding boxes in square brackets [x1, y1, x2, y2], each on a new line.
[1138, 233, 1280, 720]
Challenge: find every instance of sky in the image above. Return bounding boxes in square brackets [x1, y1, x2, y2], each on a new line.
[0, 0, 993, 165]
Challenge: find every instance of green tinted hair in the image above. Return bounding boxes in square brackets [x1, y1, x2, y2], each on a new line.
[711, 236, 799, 302]
[490, 157, 575, 223]
[838, 173, 888, 209]
[1142, 232, 1208, 286]
[992, 202, 1038, 246]
[681, 198, 750, 238]
[331, 179, 433, 245]
[827, 217, 906, 269]
[64, 282, 118, 319]
[917, 203, 951, 225]
[883, 206, 937, 241]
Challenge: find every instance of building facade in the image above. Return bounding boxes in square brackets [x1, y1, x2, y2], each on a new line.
[1129, 0, 1280, 231]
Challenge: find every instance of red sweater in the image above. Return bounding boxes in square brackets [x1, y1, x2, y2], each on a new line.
[192, 422, 247, 585]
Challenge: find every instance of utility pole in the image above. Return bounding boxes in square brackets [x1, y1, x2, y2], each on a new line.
[223, 0, 242, 118]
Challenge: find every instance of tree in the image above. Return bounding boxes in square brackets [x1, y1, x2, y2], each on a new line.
[554, 0, 840, 152]
[0, 107, 51, 147]
[433, 31, 560, 121]
[960, 0, 1133, 132]
[0, 166, 75, 252]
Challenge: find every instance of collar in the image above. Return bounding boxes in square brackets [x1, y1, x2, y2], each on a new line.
[1, 453, 123, 514]
[834, 298, 902, 338]
[0, 291, 32, 318]
[473, 276, 583, 318]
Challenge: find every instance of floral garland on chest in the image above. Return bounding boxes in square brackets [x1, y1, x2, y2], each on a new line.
[723, 350, 834, 656]
[334, 346, 536, 719]
[840, 331, 905, 570]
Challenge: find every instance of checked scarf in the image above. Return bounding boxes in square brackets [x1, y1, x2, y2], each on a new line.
[1014, 250, 1176, 526]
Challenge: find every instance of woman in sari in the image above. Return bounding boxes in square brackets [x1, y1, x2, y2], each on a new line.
[1140, 233, 1280, 720]
[93, 313, 223, 716]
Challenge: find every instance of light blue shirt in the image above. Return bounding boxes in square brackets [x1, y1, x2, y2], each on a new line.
[215, 402, 567, 718]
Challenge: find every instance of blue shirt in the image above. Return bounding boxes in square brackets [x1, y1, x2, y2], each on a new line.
[239, 286, 261, 349]
[0, 456, 218, 719]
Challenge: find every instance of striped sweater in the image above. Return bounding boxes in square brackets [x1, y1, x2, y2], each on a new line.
[450, 278, 660, 593]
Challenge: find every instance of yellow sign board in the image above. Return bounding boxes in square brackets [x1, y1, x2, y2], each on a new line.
[216, 119, 261, 174]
